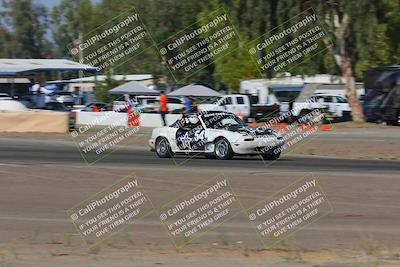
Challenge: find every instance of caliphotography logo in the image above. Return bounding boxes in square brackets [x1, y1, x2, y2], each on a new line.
[156, 174, 243, 248]
[67, 174, 154, 247]
[156, 7, 241, 82]
[0, 1, 399, 267]
[246, 174, 333, 248]
[70, 98, 144, 164]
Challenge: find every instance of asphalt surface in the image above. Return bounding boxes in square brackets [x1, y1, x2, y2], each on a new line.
[1, 130, 400, 267]
[0, 136, 399, 174]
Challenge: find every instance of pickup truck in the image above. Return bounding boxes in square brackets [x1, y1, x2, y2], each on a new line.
[198, 94, 280, 121]
[285, 93, 352, 121]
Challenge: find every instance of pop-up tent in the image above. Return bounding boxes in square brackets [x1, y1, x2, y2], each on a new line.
[109, 80, 159, 95]
[168, 84, 221, 97]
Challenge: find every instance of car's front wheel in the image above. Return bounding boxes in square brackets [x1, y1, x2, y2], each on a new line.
[214, 138, 233, 160]
[261, 151, 281, 160]
[155, 137, 173, 158]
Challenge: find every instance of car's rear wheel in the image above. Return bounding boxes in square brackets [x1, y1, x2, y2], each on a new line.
[214, 138, 233, 160]
[156, 137, 173, 158]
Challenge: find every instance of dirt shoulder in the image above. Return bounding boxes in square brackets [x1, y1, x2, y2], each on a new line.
[1, 242, 399, 267]
[291, 126, 400, 160]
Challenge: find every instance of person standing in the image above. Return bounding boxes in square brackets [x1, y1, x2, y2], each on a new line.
[34, 88, 45, 109]
[159, 91, 168, 126]
[190, 96, 198, 113]
[184, 96, 192, 114]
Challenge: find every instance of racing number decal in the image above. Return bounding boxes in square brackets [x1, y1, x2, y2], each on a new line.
[176, 128, 206, 151]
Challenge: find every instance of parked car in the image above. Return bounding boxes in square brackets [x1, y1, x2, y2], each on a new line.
[73, 102, 111, 112]
[49, 92, 77, 106]
[166, 97, 185, 113]
[44, 101, 72, 111]
[135, 96, 158, 113]
[149, 111, 284, 160]
[112, 100, 130, 112]
[136, 96, 184, 113]
[0, 93, 12, 100]
[17, 96, 34, 108]
[0, 99, 27, 111]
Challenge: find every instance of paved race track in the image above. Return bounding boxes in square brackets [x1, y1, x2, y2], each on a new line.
[0, 137, 399, 174]
[0, 133, 400, 259]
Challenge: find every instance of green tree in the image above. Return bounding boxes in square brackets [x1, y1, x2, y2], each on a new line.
[93, 69, 123, 103]
[2, 0, 49, 58]
[51, 0, 93, 57]
[0, 24, 15, 58]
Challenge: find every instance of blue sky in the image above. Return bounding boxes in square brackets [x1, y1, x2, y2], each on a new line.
[35, 0, 66, 8]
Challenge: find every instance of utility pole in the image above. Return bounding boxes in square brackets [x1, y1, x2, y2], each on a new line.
[79, 32, 83, 79]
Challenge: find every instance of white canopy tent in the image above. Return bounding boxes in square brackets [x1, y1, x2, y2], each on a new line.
[109, 80, 159, 95]
[168, 84, 221, 97]
[0, 59, 97, 75]
[0, 59, 97, 97]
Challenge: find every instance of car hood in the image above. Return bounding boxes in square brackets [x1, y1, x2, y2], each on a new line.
[198, 104, 225, 111]
[236, 126, 279, 137]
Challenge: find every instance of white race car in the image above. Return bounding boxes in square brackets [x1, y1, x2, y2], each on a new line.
[149, 111, 284, 160]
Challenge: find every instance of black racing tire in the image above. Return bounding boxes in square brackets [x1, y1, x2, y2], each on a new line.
[341, 112, 352, 122]
[261, 151, 281, 160]
[155, 137, 174, 158]
[214, 138, 234, 160]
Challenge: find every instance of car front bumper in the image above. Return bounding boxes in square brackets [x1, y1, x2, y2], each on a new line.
[231, 137, 284, 155]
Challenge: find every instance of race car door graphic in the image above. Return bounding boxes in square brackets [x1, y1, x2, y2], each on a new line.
[175, 117, 206, 151]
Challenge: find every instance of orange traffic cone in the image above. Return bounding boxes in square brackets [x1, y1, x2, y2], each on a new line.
[279, 123, 286, 132]
[251, 120, 257, 128]
[321, 124, 330, 131]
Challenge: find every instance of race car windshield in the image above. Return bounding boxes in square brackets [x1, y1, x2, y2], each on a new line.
[203, 114, 247, 129]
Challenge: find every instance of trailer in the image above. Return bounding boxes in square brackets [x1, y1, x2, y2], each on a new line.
[363, 65, 400, 125]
